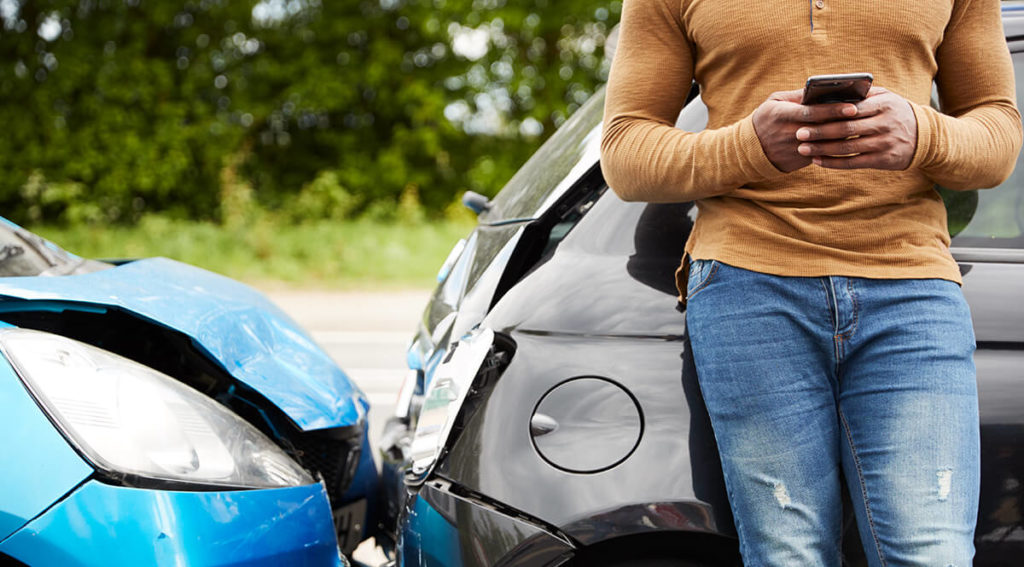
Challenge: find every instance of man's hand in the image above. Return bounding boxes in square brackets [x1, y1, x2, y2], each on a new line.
[795, 87, 918, 170]
[752, 89, 859, 172]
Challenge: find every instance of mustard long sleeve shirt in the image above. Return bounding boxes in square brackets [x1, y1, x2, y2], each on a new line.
[601, 0, 1023, 284]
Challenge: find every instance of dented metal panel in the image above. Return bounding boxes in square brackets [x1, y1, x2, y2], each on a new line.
[0, 258, 366, 431]
[0, 480, 342, 566]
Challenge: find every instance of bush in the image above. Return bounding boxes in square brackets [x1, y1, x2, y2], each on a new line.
[283, 170, 363, 222]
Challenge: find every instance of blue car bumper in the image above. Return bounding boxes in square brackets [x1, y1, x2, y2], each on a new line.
[0, 322, 347, 565]
[0, 481, 344, 566]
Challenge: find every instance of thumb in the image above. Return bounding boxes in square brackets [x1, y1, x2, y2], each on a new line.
[769, 89, 805, 103]
[864, 86, 890, 98]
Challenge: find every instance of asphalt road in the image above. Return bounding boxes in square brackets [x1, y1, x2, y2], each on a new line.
[263, 288, 432, 566]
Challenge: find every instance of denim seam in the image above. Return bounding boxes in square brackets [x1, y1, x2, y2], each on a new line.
[834, 335, 845, 375]
[828, 277, 840, 336]
[821, 278, 843, 376]
[843, 276, 860, 337]
[820, 278, 836, 331]
[722, 469, 750, 562]
[839, 407, 888, 567]
[686, 260, 720, 302]
[837, 278, 860, 340]
[690, 353, 749, 562]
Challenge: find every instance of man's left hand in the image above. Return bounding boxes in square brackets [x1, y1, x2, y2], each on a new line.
[794, 87, 918, 170]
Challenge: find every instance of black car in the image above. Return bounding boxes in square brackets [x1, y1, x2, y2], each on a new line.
[377, 7, 1024, 566]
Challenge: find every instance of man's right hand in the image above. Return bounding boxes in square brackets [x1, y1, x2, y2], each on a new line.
[751, 89, 859, 172]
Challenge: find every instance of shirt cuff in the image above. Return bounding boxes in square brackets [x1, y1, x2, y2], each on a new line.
[736, 113, 788, 181]
[908, 101, 935, 171]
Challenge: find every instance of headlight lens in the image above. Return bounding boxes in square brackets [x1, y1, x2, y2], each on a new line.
[407, 327, 493, 484]
[0, 329, 313, 489]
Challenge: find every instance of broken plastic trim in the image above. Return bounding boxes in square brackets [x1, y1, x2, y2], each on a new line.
[405, 328, 510, 487]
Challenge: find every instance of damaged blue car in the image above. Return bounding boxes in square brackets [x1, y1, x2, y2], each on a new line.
[0, 218, 378, 566]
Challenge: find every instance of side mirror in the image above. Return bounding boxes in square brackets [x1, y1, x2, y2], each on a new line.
[462, 191, 491, 215]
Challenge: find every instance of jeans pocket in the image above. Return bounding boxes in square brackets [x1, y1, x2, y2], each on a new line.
[686, 259, 719, 301]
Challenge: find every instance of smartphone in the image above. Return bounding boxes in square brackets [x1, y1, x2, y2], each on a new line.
[801, 73, 873, 105]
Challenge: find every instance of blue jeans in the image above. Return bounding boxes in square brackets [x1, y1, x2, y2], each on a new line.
[685, 260, 979, 567]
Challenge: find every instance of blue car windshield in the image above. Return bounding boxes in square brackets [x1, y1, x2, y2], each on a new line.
[0, 224, 92, 277]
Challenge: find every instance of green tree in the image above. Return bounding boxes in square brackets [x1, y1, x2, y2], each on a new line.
[0, 0, 257, 222]
[0, 0, 619, 224]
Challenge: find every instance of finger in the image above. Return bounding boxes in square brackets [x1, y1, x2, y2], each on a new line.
[796, 116, 889, 141]
[798, 135, 887, 157]
[775, 101, 859, 123]
[852, 90, 895, 118]
[812, 151, 902, 170]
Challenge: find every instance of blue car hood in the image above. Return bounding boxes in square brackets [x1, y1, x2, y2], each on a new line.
[0, 258, 365, 431]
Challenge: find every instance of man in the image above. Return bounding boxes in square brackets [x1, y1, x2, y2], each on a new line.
[600, 0, 1022, 565]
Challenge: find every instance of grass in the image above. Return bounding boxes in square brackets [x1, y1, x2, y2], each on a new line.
[29, 215, 477, 290]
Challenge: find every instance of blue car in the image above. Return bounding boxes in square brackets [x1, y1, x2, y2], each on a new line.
[0, 218, 378, 566]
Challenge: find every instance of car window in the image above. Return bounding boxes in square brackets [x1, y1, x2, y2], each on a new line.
[944, 50, 1024, 250]
[484, 90, 605, 222]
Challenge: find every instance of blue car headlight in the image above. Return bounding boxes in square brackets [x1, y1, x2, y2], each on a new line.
[0, 328, 313, 489]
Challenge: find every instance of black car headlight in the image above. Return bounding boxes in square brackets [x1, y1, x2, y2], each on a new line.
[0, 328, 313, 489]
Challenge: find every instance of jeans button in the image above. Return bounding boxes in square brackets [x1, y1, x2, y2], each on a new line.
[815, 0, 824, 7]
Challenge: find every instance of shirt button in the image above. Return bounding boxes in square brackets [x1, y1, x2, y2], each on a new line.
[815, 0, 824, 7]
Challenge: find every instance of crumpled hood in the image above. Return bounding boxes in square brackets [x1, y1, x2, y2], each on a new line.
[0, 257, 365, 431]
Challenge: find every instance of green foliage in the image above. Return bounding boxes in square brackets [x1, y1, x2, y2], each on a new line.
[284, 170, 362, 222]
[31, 214, 477, 288]
[0, 0, 620, 224]
[19, 170, 97, 223]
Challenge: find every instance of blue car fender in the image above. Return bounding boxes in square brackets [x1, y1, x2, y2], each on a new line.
[0, 348, 93, 542]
